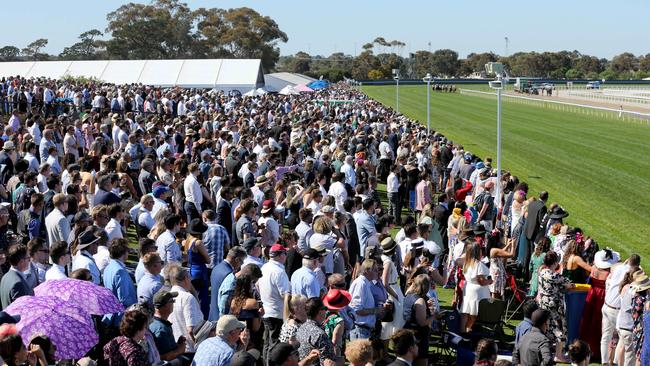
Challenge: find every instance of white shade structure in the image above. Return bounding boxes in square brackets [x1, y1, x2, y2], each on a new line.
[0, 59, 265, 91]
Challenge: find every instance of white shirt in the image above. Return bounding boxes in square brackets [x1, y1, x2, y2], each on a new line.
[340, 163, 356, 187]
[138, 208, 155, 230]
[72, 251, 101, 285]
[93, 246, 111, 273]
[379, 141, 393, 160]
[170, 285, 204, 352]
[259, 260, 291, 319]
[604, 263, 630, 308]
[24, 152, 39, 173]
[328, 182, 348, 212]
[387, 172, 400, 193]
[45, 264, 67, 281]
[183, 174, 203, 213]
[104, 218, 124, 241]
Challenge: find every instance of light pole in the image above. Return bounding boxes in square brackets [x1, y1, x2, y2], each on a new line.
[423, 73, 432, 133]
[485, 62, 506, 215]
[393, 69, 400, 113]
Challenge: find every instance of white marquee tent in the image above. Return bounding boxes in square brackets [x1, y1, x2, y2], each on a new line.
[264, 72, 316, 92]
[0, 59, 265, 91]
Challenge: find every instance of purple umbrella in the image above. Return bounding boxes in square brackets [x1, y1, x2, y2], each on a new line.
[34, 278, 124, 315]
[5, 296, 98, 359]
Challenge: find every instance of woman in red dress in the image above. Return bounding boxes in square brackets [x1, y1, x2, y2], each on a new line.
[578, 249, 620, 362]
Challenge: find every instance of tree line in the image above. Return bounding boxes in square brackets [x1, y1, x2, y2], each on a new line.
[277, 37, 650, 82]
[0, 0, 287, 71]
[1, 2, 648, 81]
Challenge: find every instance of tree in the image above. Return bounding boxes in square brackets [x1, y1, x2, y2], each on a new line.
[574, 55, 604, 76]
[352, 51, 381, 80]
[291, 51, 311, 74]
[0, 46, 20, 61]
[638, 54, 650, 72]
[609, 52, 638, 73]
[195, 7, 288, 71]
[22, 39, 49, 60]
[105, 0, 197, 59]
[430, 49, 459, 77]
[460, 52, 497, 76]
[565, 68, 582, 79]
[60, 29, 105, 60]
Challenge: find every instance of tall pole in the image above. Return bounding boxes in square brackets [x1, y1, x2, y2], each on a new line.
[496, 75, 503, 214]
[396, 78, 400, 113]
[427, 78, 431, 133]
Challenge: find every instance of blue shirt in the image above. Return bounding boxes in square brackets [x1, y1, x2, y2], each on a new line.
[290, 266, 321, 298]
[192, 336, 234, 366]
[218, 273, 237, 318]
[203, 223, 230, 267]
[349, 275, 376, 327]
[137, 271, 163, 304]
[102, 259, 137, 326]
[355, 211, 377, 258]
[134, 260, 145, 284]
[515, 318, 533, 347]
[149, 317, 176, 355]
[209, 260, 234, 321]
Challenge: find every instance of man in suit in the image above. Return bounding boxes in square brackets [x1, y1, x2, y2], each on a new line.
[522, 191, 549, 278]
[216, 187, 234, 243]
[343, 198, 361, 265]
[388, 329, 418, 366]
[0, 244, 35, 309]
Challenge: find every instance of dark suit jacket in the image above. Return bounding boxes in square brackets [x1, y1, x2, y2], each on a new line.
[344, 212, 360, 264]
[387, 359, 411, 366]
[512, 327, 553, 366]
[524, 200, 547, 241]
[0, 269, 34, 310]
[217, 199, 233, 242]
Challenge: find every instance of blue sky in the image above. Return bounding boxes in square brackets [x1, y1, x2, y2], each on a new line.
[4, 0, 649, 59]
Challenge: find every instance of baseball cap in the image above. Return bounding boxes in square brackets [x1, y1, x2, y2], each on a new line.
[269, 244, 287, 256]
[153, 290, 178, 308]
[302, 248, 320, 260]
[231, 351, 258, 366]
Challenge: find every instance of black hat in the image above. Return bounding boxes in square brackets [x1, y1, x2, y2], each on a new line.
[269, 343, 297, 366]
[187, 218, 208, 236]
[548, 206, 569, 220]
[531, 308, 550, 328]
[242, 238, 260, 253]
[77, 228, 100, 250]
[231, 351, 258, 366]
[302, 248, 320, 260]
[153, 290, 178, 308]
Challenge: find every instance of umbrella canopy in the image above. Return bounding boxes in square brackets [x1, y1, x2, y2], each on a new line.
[34, 278, 124, 315]
[307, 80, 329, 90]
[294, 84, 314, 93]
[279, 85, 299, 95]
[244, 87, 267, 97]
[6, 296, 98, 359]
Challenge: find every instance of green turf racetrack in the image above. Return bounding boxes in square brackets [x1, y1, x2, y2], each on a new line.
[362, 84, 650, 259]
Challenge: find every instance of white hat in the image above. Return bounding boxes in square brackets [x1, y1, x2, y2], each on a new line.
[216, 315, 246, 335]
[594, 249, 620, 269]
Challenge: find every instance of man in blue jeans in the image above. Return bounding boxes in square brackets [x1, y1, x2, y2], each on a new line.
[349, 259, 385, 339]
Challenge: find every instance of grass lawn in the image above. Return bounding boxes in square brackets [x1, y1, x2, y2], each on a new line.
[363, 84, 650, 260]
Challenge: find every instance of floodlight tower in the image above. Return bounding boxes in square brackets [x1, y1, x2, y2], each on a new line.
[393, 69, 400, 113]
[423, 73, 433, 133]
[485, 62, 507, 214]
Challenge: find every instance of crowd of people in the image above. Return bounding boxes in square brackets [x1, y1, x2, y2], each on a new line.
[0, 74, 646, 366]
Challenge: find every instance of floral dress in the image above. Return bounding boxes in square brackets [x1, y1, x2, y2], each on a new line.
[537, 267, 570, 344]
[632, 290, 647, 360]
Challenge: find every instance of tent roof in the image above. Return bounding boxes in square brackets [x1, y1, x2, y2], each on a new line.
[264, 72, 316, 92]
[0, 59, 264, 90]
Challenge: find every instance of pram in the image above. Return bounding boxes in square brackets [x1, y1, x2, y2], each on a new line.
[504, 261, 529, 323]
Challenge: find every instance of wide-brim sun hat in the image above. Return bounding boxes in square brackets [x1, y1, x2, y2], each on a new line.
[322, 289, 352, 310]
[630, 270, 650, 292]
[593, 249, 620, 269]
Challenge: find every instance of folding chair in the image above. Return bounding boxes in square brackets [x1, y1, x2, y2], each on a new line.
[473, 298, 506, 338]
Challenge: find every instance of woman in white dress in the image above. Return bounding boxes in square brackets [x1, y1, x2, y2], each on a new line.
[380, 237, 405, 340]
[460, 241, 493, 332]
